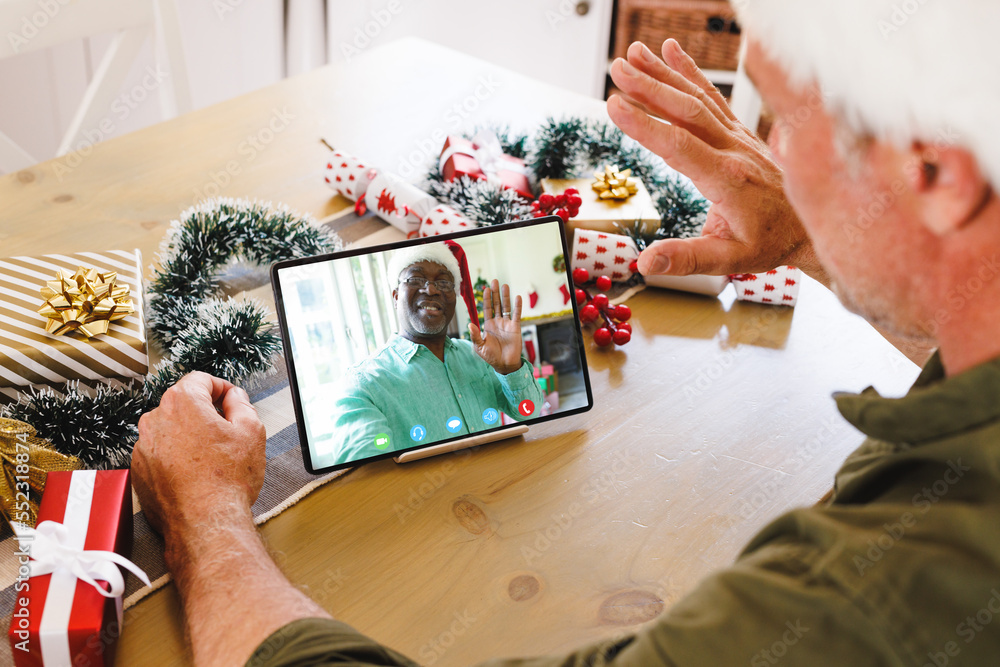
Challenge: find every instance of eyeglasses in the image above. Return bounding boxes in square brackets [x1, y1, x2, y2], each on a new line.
[399, 276, 455, 293]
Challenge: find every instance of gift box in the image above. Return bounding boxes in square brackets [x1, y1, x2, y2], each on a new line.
[541, 175, 660, 239]
[439, 133, 533, 200]
[730, 267, 801, 305]
[569, 229, 801, 306]
[0, 250, 148, 402]
[8, 469, 148, 667]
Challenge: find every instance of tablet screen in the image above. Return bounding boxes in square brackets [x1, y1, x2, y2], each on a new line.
[272, 216, 593, 473]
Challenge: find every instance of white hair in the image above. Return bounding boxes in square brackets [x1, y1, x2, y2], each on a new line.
[735, 0, 999, 188]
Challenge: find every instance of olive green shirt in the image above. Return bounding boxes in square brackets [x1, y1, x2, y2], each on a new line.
[248, 352, 1000, 666]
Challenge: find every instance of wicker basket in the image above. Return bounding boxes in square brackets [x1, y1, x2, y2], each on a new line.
[614, 0, 742, 71]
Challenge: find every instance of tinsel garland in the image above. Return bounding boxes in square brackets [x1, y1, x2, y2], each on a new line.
[424, 118, 709, 241]
[2, 119, 706, 469]
[2, 199, 339, 468]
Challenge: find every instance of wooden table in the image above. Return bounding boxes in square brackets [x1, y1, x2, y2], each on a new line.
[1, 38, 921, 666]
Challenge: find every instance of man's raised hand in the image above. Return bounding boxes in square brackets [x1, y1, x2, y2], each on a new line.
[608, 39, 822, 280]
[469, 279, 524, 376]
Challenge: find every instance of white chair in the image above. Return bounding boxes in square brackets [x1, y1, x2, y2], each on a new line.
[0, 0, 191, 172]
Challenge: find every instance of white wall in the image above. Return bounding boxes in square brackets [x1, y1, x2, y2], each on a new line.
[460, 223, 571, 326]
[0, 0, 283, 172]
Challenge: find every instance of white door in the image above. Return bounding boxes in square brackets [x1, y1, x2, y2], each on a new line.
[326, 0, 614, 99]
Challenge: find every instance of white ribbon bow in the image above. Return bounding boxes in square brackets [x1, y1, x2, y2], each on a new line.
[12, 520, 151, 597]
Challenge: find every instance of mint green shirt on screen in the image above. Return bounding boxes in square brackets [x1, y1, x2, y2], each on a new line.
[325, 334, 544, 466]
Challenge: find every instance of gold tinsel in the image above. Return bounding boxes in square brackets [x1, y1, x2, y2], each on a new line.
[0, 417, 82, 531]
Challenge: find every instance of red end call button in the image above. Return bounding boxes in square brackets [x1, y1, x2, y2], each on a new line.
[518, 400, 534, 417]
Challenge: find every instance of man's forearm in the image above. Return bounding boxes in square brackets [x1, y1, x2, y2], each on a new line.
[164, 496, 332, 666]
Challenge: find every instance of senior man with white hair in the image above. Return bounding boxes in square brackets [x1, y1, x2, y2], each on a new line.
[131, 1, 1000, 665]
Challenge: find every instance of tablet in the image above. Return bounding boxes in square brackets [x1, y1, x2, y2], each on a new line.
[272, 216, 594, 473]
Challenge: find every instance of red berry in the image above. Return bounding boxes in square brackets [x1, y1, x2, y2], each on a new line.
[555, 194, 567, 207]
[595, 275, 613, 291]
[613, 304, 632, 322]
[539, 193, 555, 208]
[591, 294, 609, 311]
[575, 288, 587, 305]
[555, 208, 570, 222]
[567, 195, 583, 207]
[564, 187, 578, 196]
[628, 260, 639, 273]
[572, 267, 590, 285]
[612, 328, 631, 345]
[566, 205, 580, 217]
[617, 322, 632, 334]
[594, 327, 613, 346]
[580, 304, 599, 322]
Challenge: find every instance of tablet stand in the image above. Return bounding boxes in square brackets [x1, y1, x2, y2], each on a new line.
[393, 425, 529, 463]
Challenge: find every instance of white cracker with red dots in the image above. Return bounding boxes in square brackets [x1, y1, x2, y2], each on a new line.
[570, 229, 639, 282]
[419, 205, 473, 236]
[324, 150, 376, 200]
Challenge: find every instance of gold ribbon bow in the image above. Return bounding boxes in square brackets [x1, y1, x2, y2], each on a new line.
[0, 417, 82, 531]
[38, 266, 135, 338]
[591, 165, 639, 201]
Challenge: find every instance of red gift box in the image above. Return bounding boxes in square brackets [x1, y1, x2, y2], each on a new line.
[8, 470, 143, 667]
[439, 133, 534, 200]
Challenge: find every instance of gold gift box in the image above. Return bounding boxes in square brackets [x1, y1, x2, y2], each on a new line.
[0, 250, 147, 403]
[541, 176, 661, 240]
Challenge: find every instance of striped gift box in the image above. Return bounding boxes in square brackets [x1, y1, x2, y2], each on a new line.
[0, 250, 147, 402]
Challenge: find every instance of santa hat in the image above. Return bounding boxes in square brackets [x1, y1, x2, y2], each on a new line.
[386, 240, 479, 324]
[735, 0, 1000, 189]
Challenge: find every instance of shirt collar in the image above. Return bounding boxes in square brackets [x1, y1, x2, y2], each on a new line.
[389, 333, 455, 362]
[835, 351, 1000, 444]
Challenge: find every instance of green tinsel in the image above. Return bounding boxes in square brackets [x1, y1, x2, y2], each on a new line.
[426, 175, 533, 227]
[3, 199, 339, 468]
[424, 117, 708, 239]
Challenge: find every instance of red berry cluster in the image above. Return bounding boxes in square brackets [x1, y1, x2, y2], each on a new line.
[572, 267, 633, 347]
[532, 188, 583, 223]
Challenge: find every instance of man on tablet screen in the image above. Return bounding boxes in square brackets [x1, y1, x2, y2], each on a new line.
[327, 241, 544, 464]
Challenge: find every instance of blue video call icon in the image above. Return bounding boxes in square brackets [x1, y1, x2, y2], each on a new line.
[410, 424, 427, 442]
[482, 408, 499, 425]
